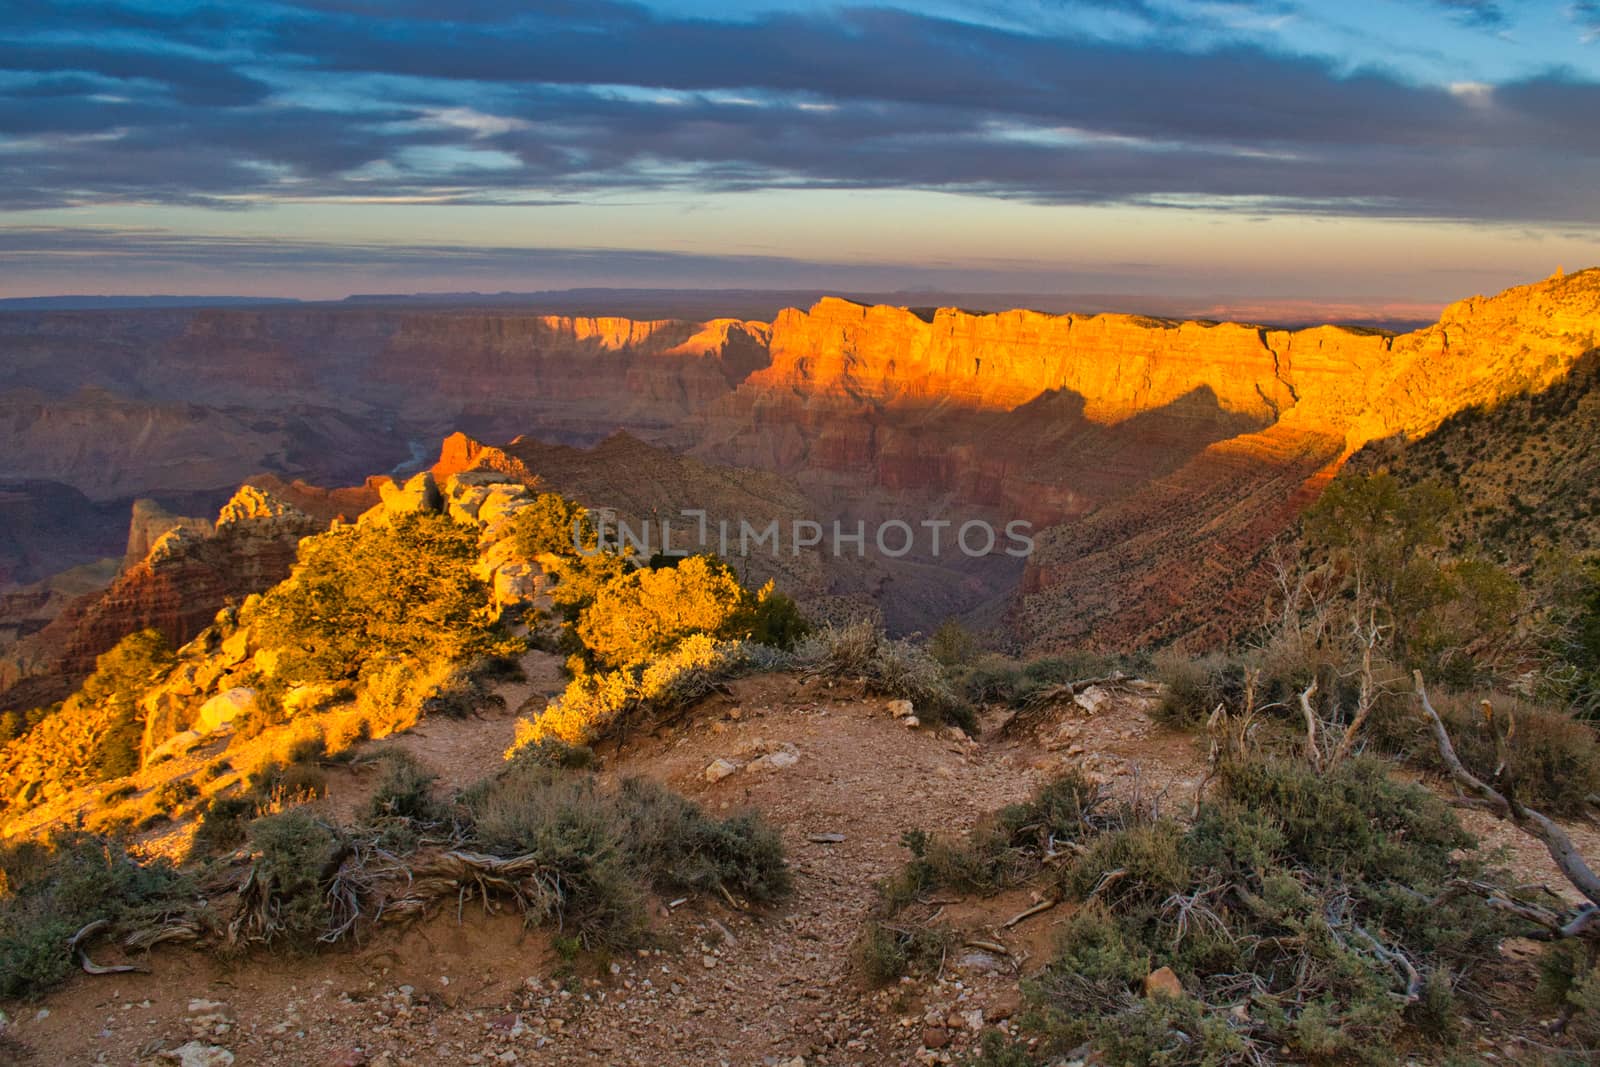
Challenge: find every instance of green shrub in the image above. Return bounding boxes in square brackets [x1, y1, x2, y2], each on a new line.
[888, 756, 1514, 1064]
[1063, 821, 1190, 909]
[1540, 941, 1600, 1048]
[153, 779, 200, 815]
[460, 762, 789, 948]
[545, 549, 631, 623]
[506, 736, 596, 772]
[360, 751, 445, 826]
[243, 809, 345, 948]
[508, 634, 747, 748]
[959, 656, 1029, 705]
[854, 919, 950, 984]
[928, 619, 976, 667]
[509, 492, 596, 559]
[796, 621, 975, 731]
[0, 833, 195, 998]
[725, 582, 809, 651]
[75, 629, 176, 781]
[613, 776, 790, 904]
[250, 512, 517, 686]
[1151, 650, 1245, 728]
[1031, 905, 1150, 1037]
[958, 651, 1129, 709]
[881, 771, 1105, 908]
[966, 1032, 1039, 1067]
[189, 794, 256, 860]
[463, 765, 648, 947]
[245, 758, 327, 801]
[576, 555, 748, 670]
[79, 629, 176, 711]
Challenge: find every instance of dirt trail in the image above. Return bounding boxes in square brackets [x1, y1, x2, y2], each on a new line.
[5, 674, 1208, 1066]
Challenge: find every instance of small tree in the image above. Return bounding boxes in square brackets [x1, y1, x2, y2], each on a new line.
[577, 555, 747, 670]
[509, 492, 596, 559]
[251, 512, 510, 684]
[82, 629, 175, 780]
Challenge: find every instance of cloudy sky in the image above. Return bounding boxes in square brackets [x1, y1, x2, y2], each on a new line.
[2, 0, 1598, 312]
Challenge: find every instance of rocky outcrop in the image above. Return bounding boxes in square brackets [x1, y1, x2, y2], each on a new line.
[431, 431, 539, 486]
[239, 473, 382, 526]
[124, 499, 213, 565]
[695, 273, 1600, 530]
[0, 485, 332, 710]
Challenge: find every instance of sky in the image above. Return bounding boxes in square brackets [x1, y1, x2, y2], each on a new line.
[1, 0, 1599, 314]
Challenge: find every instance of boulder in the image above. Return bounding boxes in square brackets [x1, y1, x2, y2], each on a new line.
[472, 539, 514, 587]
[219, 628, 252, 666]
[750, 743, 801, 771]
[147, 730, 202, 765]
[492, 562, 545, 611]
[477, 487, 535, 542]
[194, 687, 257, 734]
[703, 758, 739, 783]
[139, 685, 193, 761]
[1073, 685, 1113, 716]
[446, 485, 492, 524]
[161, 1041, 234, 1067]
[375, 471, 441, 519]
[252, 646, 284, 678]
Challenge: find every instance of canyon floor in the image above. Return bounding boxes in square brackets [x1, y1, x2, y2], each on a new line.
[3, 656, 1594, 1067]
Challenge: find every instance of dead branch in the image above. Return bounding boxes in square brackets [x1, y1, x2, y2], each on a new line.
[123, 920, 202, 952]
[1350, 922, 1423, 1003]
[1324, 610, 1384, 770]
[962, 938, 1013, 957]
[1298, 680, 1322, 772]
[70, 919, 142, 976]
[1431, 879, 1600, 940]
[1415, 671, 1600, 913]
[1001, 896, 1059, 929]
[1085, 867, 1128, 903]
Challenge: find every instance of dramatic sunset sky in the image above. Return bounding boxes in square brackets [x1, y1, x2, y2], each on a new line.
[2, 0, 1598, 313]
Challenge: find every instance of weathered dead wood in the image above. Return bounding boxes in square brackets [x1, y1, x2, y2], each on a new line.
[70, 919, 142, 976]
[1298, 680, 1322, 771]
[1000, 896, 1059, 929]
[1415, 670, 1600, 915]
[1324, 612, 1383, 771]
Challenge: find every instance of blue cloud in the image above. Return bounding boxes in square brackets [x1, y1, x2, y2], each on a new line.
[0, 1, 1595, 221]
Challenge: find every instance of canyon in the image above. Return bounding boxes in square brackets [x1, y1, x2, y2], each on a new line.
[1, 268, 1597, 705]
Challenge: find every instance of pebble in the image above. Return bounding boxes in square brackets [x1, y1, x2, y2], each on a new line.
[704, 758, 740, 783]
[161, 1041, 235, 1067]
[1144, 966, 1184, 999]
